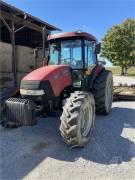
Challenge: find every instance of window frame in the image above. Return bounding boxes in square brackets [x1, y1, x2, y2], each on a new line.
[49, 38, 97, 70]
[84, 40, 97, 68]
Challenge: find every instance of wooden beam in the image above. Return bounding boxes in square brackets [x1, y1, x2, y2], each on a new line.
[1, 17, 12, 32]
[1, 11, 43, 32]
[15, 25, 25, 33]
[42, 26, 46, 58]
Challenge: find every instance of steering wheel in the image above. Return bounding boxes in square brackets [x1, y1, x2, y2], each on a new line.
[61, 58, 77, 67]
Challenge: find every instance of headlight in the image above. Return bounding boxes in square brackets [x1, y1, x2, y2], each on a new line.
[20, 89, 45, 96]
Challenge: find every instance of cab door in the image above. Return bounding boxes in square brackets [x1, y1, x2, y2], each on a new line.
[85, 40, 97, 71]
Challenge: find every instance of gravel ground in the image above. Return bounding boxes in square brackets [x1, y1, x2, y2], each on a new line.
[0, 101, 135, 180]
[113, 75, 135, 86]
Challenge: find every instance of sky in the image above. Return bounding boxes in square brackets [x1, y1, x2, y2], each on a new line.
[4, 0, 135, 66]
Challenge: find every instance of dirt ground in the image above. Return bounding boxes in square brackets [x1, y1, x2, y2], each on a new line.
[0, 101, 135, 180]
[0, 75, 135, 180]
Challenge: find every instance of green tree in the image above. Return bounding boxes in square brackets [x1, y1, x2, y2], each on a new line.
[101, 18, 135, 75]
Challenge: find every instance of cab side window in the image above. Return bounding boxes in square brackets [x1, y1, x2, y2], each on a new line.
[85, 41, 96, 67]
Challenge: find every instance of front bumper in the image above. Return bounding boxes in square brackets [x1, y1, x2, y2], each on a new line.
[20, 80, 54, 100]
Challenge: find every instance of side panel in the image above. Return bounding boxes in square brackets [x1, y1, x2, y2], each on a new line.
[49, 67, 72, 97]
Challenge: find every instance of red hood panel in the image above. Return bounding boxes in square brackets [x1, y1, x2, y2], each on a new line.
[22, 65, 72, 97]
[23, 65, 70, 81]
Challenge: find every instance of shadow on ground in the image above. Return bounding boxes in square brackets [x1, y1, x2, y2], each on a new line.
[0, 105, 135, 179]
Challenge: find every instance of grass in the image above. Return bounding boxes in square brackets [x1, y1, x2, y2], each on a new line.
[106, 66, 135, 76]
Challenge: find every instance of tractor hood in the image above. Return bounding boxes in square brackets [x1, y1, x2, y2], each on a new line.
[20, 65, 72, 97]
[22, 65, 71, 81]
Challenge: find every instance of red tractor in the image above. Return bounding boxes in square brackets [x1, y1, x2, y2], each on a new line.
[3, 31, 113, 148]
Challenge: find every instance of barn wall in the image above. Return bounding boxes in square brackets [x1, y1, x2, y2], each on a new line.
[0, 42, 43, 89]
[0, 42, 12, 72]
[16, 45, 43, 72]
[0, 42, 14, 89]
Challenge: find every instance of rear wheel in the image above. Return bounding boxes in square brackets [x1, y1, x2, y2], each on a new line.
[59, 91, 95, 148]
[92, 70, 113, 114]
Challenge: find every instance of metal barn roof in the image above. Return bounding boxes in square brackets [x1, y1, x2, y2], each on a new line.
[0, 0, 61, 32]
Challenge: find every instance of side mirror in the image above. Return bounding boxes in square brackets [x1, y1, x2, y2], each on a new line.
[95, 43, 101, 54]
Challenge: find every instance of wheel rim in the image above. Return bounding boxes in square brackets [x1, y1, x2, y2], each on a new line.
[81, 104, 93, 137]
[105, 79, 113, 112]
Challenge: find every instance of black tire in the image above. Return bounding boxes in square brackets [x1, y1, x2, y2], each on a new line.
[59, 91, 95, 148]
[92, 70, 113, 114]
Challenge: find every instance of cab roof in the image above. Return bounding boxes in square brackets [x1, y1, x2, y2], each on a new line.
[48, 31, 97, 42]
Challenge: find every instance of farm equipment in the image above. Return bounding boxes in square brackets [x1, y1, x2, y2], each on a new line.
[113, 84, 135, 101]
[2, 31, 113, 147]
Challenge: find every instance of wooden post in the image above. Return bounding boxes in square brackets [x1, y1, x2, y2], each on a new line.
[10, 21, 17, 86]
[42, 26, 47, 59]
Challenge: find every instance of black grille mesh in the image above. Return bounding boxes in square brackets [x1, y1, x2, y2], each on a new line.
[5, 98, 36, 126]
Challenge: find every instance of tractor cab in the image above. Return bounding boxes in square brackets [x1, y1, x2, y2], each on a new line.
[48, 31, 100, 87]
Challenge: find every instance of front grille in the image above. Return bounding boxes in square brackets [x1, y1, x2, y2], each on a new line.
[20, 80, 54, 99]
[20, 80, 40, 90]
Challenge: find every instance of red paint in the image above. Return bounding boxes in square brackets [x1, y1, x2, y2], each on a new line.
[23, 65, 72, 97]
[95, 65, 103, 75]
[48, 31, 97, 42]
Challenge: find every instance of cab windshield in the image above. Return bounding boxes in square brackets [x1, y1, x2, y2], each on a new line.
[49, 40, 83, 68]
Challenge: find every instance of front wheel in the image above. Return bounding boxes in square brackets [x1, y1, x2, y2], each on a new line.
[59, 91, 95, 148]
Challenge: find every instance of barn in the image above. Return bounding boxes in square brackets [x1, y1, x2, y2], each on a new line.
[0, 1, 61, 102]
